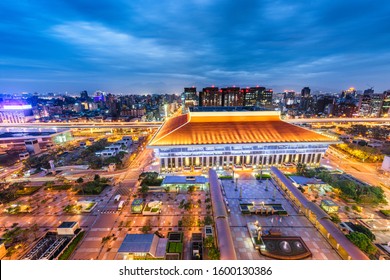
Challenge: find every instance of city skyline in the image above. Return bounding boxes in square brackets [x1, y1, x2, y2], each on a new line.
[1, 0, 390, 94]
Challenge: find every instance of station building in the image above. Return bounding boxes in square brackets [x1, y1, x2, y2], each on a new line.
[148, 111, 337, 172]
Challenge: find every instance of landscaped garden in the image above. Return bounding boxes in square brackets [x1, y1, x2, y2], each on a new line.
[166, 232, 184, 259]
[5, 203, 32, 214]
[139, 172, 163, 187]
[74, 175, 110, 195]
[255, 173, 272, 180]
[295, 165, 386, 205]
[63, 200, 97, 214]
[142, 201, 162, 215]
[0, 181, 39, 204]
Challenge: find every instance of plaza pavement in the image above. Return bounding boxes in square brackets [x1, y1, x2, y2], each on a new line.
[221, 178, 341, 260]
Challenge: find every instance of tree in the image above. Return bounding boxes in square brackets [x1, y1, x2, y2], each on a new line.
[141, 224, 152, 233]
[139, 185, 149, 195]
[204, 236, 214, 248]
[181, 216, 198, 227]
[94, 174, 100, 181]
[75, 177, 84, 195]
[353, 224, 376, 241]
[203, 215, 213, 225]
[346, 232, 376, 255]
[329, 213, 341, 224]
[296, 163, 306, 175]
[208, 245, 220, 260]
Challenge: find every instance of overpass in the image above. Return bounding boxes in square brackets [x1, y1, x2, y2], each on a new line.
[284, 117, 390, 124]
[0, 121, 163, 129]
[1, 117, 390, 129]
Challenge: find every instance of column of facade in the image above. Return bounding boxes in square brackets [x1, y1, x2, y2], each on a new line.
[310, 154, 316, 164]
[306, 154, 311, 164]
[255, 155, 259, 165]
[316, 153, 322, 165]
[301, 154, 306, 164]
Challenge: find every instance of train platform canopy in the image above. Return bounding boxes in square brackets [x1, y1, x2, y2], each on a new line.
[149, 111, 336, 146]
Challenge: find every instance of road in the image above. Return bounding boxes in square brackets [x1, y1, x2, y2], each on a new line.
[322, 148, 390, 203]
[285, 117, 390, 124]
[70, 146, 156, 260]
[0, 122, 162, 129]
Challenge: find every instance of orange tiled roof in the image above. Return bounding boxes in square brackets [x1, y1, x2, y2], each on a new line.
[149, 113, 334, 146]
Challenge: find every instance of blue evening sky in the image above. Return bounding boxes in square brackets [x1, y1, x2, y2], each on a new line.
[1, 0, 390, 94]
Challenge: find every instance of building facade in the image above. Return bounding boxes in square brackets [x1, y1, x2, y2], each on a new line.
[148, 111, 336, 172]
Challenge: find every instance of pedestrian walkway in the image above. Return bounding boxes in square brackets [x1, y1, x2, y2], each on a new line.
[220, 179, 341, 260]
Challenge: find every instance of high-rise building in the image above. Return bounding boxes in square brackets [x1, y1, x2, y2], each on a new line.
[182, 87, 198, 113]
[80, 90, 89, 101]
[283, 91, 296, 109]
[370, 93, 384, 117]
[221, 86, 243, 106]
[199, 86, 221, 106]
[315, 95, 335, 116]
[183, 87, 198, 104]
[381, 90, 390, 117]
[358, 92, 372, 117]
[198, 85, 272, 108]
[299, 87, 313, 113]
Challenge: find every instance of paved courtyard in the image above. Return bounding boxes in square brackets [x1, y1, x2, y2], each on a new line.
[72, 190, 210, 260]
[221, 178, 341, 260]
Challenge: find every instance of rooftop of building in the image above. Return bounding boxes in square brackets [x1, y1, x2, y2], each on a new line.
[118, 234, 167, 258]
[321, 199, 338, 206]
[289, 175, 325, 185]
[149, 111, 336, 146]
[58, 221, 77, 228]
[162, 175, 208, 185]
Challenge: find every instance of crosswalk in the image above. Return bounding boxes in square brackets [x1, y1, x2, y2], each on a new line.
[115, 188, 132, 196]
[99, 209, 120, 214]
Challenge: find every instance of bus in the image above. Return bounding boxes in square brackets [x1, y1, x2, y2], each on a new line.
[114, 194, 121, 202]
[118, 200, 125, 210]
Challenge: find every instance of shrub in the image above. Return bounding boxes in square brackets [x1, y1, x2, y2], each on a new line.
[380, 209, 390, 217]
[329, 213, 341, 224]
[58, 231, 85, 260]
[346, 232, 376, 254]
[353, 224, 376, 241]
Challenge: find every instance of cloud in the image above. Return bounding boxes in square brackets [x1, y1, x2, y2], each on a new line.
[1, 0, 390, 93]
[50, 21, 186, 61]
